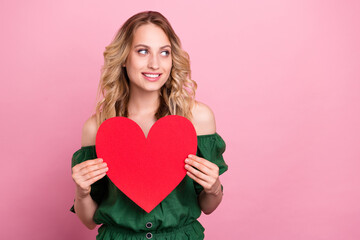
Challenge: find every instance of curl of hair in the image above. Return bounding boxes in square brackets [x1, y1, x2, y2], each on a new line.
[94, 11, 197, 128]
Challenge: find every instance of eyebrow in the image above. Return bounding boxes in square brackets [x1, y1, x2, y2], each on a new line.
[134, 44, 171, 49]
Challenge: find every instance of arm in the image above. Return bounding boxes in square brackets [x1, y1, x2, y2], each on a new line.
[187, 101, 224, 214]
[73, 185, 100, 229]
[198, 182, 223, 214]
[71, 115, 108, 229]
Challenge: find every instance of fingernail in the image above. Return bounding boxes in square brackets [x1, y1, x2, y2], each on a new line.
[185, 159, 189, 163]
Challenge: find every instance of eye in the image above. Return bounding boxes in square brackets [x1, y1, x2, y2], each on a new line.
[160, 50, 170, 56]
[138, 49, 148, 55]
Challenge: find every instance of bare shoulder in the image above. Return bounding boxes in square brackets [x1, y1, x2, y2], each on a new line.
[81, 114, 98, 147]
[191, 100, 216, 135]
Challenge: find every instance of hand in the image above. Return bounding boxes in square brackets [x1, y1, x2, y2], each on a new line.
[71, 158, 108, 198]
[185, 154, 222, 196]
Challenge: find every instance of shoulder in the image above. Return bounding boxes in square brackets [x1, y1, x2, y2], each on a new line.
[191, 100, 216, 135]
[81, 114, 99, 147]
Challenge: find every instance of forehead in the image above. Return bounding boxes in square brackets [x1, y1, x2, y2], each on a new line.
[132, 23, 170, 47]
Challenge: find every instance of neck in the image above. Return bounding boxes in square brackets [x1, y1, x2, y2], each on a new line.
[128, 87, 160, 117]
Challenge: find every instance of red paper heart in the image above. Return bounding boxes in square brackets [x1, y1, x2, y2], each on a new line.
[95, 115, 197, 213]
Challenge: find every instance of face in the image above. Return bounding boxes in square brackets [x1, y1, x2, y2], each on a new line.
[124, 23, 172, 94]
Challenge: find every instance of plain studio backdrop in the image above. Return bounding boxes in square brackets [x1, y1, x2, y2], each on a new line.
[0, 0, 359, 239]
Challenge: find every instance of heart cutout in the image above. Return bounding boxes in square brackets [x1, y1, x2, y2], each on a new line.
[95, 115, 197, 213]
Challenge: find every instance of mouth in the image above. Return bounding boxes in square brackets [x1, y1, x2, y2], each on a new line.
[142, 72, 162, 81]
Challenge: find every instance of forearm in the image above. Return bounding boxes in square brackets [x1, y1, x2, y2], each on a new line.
[74, 189, 98, 229]
[198, 184, 223, 215]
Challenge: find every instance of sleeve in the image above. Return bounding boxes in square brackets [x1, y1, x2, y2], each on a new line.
[194, 133, 228, 195]
[69, 146, 108, 213]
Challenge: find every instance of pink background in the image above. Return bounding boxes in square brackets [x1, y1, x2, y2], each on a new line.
[1, 0, 359, 239]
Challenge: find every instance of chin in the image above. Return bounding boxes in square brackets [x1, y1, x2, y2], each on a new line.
[140, 85, 163, 93]
[144, 82, 167, 91]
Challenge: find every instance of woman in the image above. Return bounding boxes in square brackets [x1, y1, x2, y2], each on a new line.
[70, 11, 228, 239]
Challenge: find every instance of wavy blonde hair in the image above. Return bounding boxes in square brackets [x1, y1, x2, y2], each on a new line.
[95, 11, 197, 128]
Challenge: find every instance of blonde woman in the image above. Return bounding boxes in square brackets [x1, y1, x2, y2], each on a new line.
[70, 11, 228, 240]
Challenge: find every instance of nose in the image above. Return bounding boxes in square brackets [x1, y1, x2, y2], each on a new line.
[148, 54, 159, 70]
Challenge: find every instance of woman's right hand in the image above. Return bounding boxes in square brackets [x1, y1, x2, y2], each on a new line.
[71, 158, 108, 198]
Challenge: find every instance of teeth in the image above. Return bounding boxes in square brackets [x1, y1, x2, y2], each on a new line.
[144, 74, 160, 78]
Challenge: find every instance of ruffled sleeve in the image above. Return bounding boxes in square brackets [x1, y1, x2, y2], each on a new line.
[194, 133, 228, 195]
[69, 146, 108, 213]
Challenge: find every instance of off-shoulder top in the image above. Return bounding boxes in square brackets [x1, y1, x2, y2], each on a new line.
[70, 133, 228, 240]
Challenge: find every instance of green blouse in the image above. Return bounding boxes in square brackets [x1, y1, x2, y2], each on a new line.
[70, 133, 228, 240]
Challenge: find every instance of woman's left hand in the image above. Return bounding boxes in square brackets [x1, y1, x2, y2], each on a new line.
[185, 154, 222, 196]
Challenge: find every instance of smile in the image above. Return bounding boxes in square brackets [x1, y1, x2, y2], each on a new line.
[143, 73, 161, 77]
[142, 72, 162, 82]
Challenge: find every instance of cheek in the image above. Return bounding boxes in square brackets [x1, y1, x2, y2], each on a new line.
[164, 58, 172, 72]
[127, 58, 143, 74]
[163, 60, 172, 77]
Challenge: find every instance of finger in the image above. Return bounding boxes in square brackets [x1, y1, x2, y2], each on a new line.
[83, 172, 107, 186]
[185, 164, 209, 182]
[188, 154, 217, 170]
[82, 166, 109, 181]
[79, 162, 107, 176]
[186, 171, 208, 189]
[185, 158, 213, 177]
[72, 162, 107, 182]
[74, 158, 104, 172]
